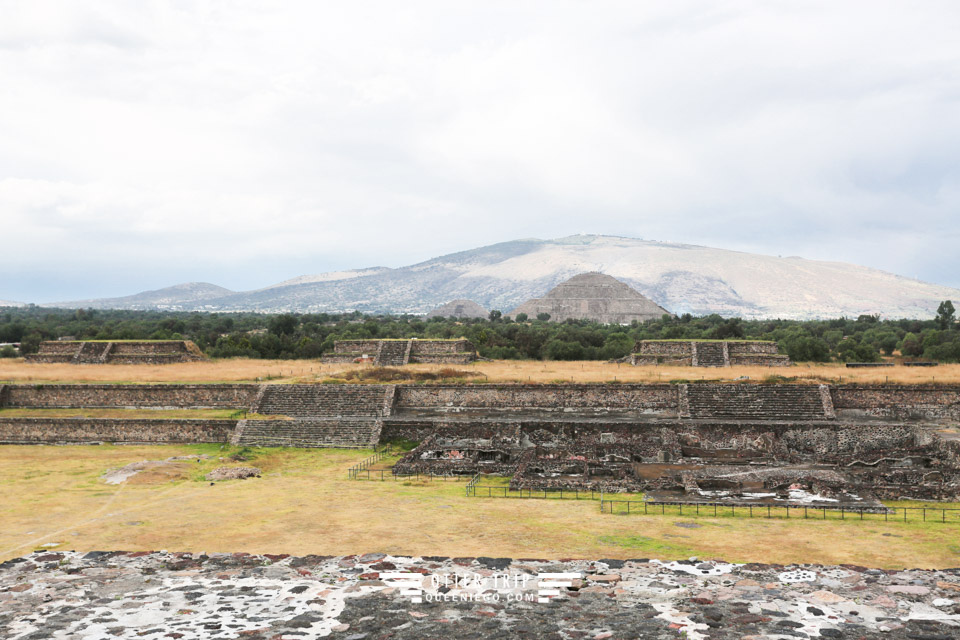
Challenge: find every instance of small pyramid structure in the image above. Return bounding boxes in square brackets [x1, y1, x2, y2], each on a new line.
[426, 299, 489, 319]
[509, 272, 670, 324]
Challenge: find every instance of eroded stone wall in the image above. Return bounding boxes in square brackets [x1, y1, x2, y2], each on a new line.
[394, 384, 677, 414]
[1, 384, 259, 409]
[831, 386, 960, 421]
[0, 418, 236, 444]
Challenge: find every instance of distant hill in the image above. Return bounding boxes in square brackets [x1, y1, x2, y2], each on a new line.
[0, 299, 24, 308]
[61, 282, 235, 311]
[51, 235, 960, 319]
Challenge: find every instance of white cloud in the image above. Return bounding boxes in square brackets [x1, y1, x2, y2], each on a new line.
[0, 1, 958, 301]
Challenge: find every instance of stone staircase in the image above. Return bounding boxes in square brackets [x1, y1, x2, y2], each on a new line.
[234, 418, 382, 448]
[693, 342, 727, 367]
[255, 384, 392, 418]
[375, 340, 410, 367]
[241, 384, 394, 447]
[73, 342, 110, 364]
[685, 384, 830, 420]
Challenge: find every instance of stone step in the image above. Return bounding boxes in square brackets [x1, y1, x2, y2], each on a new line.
[256, 384, 389, 418]
[374, 341, 410, 366]
[236, 418, 381, 448]
[686, 385, 828, 420]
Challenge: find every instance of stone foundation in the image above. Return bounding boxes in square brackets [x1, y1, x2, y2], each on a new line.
[1, 382, 959, 500]
[322, 339, 477, 366]
[25, 340, 205, 364]
[0, 418, 236, 444]
[1, 384, 259, 409]
[630, 340, 791, 367]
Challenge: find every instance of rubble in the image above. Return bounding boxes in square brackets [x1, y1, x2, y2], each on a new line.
[205, 466, 261, 481]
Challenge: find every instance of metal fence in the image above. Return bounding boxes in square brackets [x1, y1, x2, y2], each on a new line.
[600, 499, 960, 523]
[467, 484, 604, 501]
[464, 485, 960, 524]
[351, 468, 474, 482]
[347, 445, 391, 479]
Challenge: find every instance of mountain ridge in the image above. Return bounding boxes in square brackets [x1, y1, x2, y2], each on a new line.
[44, 235, 960, 319]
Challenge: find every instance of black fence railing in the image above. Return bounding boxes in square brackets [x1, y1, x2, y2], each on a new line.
[347, 445, 391, 479]
[600, 499, 960, 523]
[464, 473, 484, 497]
[467, 485, 604, 500]
[351, 468, 474, 482]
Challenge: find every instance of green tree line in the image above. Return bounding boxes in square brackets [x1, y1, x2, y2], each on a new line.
[0, 302, 957, 362]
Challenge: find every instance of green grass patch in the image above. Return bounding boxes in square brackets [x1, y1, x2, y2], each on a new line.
[596, 534, 696, 556]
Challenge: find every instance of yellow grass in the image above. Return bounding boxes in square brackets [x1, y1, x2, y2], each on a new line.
[1, 444, 957, 568]
[2, 357, 959, 385]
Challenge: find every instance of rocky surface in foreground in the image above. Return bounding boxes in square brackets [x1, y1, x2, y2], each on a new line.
[2, 551, 960, 639]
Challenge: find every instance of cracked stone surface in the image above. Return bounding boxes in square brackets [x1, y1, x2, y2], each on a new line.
[2, 551, 960, 638]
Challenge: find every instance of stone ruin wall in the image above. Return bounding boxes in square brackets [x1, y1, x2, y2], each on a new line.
[727, 354, 789, 366]
[0, 418, 236, 444]
[409, 339, 474, 355]
[331, 340, 382, 355]
[630, 340, 790, 367]
[25, 340, 204, 364]
[323, 339, 477, 364]
[0, 382, 958, 497]
[726, 342, 780, 355]
[30, 342, 78, 355]
[831, 385, 960, 421]
[107, 342, 194, 355]
[0, 383, 259, 409]
[394, 383, 677, 413]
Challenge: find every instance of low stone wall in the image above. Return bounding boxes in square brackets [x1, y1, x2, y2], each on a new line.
[409, 339, 475, 355]
[394, 384, 678, 414]
[0, 418, 236, 444]
[407, 354, 476, 365]
[632, 340, 788, 367]
[1, 384, 259, 409]
[727, 342, 780, 355]
[25, 340, 204, 364]
[330, 340, 382, 355]
[831, 386, 960, 421]
[636, 341, 693, 356]
[729, 354, 791, 366]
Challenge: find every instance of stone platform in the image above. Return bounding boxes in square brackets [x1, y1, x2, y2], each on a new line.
[3, 551, 960, 639]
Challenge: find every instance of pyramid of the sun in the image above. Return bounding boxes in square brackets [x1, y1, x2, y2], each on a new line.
[509, 272, 670, 324]
[426, 299, 489, 319]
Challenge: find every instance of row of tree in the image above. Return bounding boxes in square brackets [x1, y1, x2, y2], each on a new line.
[0, 302, 957, 362]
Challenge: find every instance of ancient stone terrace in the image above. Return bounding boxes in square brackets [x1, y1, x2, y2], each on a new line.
[681, 383, 834, 420]
[26, 340, 205, 364]
[321, 338, 477, 366]
[630, 339, 791, 367]
[233, 418, 382, 448]
[254, 384, 394, 418]
[1, 382, 959, 499]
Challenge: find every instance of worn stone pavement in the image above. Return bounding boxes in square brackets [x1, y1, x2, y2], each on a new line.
[3, 551, 960, 639]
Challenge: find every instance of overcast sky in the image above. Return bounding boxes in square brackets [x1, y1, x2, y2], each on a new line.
[1, 1, 959, 303]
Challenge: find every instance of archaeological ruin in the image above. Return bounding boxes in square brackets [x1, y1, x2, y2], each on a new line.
[630, 340, 791, 367]
[0, 381, 957, 508]
[425, 299, 489, 319]
[25, 340, 206, 364]
[320, 338, 477, 366]
[509, 272, 670, 324]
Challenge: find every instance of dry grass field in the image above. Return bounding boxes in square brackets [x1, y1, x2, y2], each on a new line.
[1, 357, 959, 385]
[1, 444, 958, 568]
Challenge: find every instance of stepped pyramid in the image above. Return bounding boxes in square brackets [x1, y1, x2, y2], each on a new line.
[426, 299, 488, 319]
[509, 272, 670, 324]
